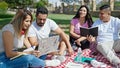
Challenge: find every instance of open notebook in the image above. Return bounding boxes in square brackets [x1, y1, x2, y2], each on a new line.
[36, 35, 60, 55]
[80, 27, 98, 37]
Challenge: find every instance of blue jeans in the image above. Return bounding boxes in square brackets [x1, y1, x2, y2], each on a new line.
[0, 52, 45, 68]
[39, 54, 47, 60]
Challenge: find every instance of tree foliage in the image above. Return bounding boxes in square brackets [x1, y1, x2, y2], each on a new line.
[4, 0, 33, 8]
[60, 0, 80, 4]
[3, 0, 48, 9]
[60, 0, 90, 4]
[35, 0, 48, 8]
[0, 1, 8, 13]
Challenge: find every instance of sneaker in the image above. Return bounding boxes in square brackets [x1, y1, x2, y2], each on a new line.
[56, 55, 66, 62]
[72, 45, 78, 51]
[45, 59, 61, 66]
[51, 55, 66, 62]
[91, 60, 107, 68]
[112, 56, 120, 65]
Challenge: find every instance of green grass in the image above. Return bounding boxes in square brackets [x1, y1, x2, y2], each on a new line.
[48, 13, 98, 24]
[48, 13, 98, 34]
[48, 14, 74, 20]
[48, 14, 74, 25]
[0, 18, 12, 29]
[0, 13, 98, 31]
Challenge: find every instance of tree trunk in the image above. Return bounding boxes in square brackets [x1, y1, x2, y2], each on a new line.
[73, 3, 76, 11]
[81, 0, 85, 5]
[109, 0, 114, 11]
[92, 0, 96, 11]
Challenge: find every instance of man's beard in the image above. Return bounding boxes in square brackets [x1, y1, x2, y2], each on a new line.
[37, 23, 44, 27]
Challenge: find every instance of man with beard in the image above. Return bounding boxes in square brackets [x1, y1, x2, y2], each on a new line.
[27, 7, 73, 62]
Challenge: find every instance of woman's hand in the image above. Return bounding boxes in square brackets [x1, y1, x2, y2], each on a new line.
[68, 47, 74, 55]
[74, 37, 87, 46]
[75, 39, 81, 46]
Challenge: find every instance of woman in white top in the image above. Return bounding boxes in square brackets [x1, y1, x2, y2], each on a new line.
[0, 9, 45, 68]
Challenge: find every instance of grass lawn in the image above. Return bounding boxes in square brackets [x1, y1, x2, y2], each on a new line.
[0, 18, 12, 29]
[48, 14, 98, 34]
[0, 13, 98, 33]
[48, 14, 98, 24]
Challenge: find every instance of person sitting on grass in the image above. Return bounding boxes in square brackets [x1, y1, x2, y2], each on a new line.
[69, 5, 93, 50]
[88, 4, 120, 67]
[27, 7, 73, 62]
[0, 9, 46, 68]
[0, 9, 62, 68]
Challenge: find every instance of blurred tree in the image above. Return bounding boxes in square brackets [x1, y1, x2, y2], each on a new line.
[92, 0, 96, 11]
[109, 0, 114, 11]
[60, 0, 79, 4]
[0, 1, 8, 13]
[4, 0, 33, 9]
[35, 0, 48, 8]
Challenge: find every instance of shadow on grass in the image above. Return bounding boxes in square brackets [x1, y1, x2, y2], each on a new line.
[52, 19, 71, 24]
[52, 19, 70, 34]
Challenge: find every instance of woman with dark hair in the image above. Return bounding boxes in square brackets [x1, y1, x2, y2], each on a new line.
[69, 5, 93, 50]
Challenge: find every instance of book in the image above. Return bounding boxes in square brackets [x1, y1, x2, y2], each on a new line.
[65, 62, 83, 68]
[36, 35, 59, 55]
[10, 53, 28, 60]
[80, 27, 98, 37]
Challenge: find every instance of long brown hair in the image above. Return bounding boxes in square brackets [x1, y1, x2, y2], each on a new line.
[73, 5, 93, 27]
[10, 9, 33, 38]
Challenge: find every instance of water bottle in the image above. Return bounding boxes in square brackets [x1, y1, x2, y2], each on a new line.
[74, 47, 82, 63]
[78, 47, 82, 56]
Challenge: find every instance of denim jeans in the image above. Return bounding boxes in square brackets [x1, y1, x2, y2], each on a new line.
[39, 54, 47, 60]
[0, 52, 45, 68]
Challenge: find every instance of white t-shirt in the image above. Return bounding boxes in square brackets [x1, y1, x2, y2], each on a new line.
[0, 24, 25, 53]
[27, 18, 58, 40]
[92, 16, 120, 43]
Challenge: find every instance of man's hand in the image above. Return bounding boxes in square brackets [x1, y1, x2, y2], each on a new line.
[86, 35, 96, 42]
[32, 50, 41, 57]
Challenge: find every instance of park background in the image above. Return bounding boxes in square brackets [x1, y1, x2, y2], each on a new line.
[0, 0, 120, 34]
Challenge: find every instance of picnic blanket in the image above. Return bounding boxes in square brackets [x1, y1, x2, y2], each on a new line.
[46, 42, 120, 68]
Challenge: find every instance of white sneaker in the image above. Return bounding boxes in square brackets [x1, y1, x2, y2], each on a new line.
[72, 45, 78, 51]
[112, 56, 120, 65]
[91, 60, 107, 68]
[51, 55, 66, 62]
[51, 55, 58, 59]
[56, 55, 66, 62]
[45, 59, 61, 66]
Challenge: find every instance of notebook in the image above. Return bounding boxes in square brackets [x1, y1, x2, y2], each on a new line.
[36, 35, 59, 55]
[80, 27, 98, 37]
[66, 62, 83, 68]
